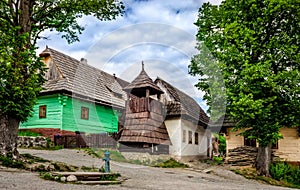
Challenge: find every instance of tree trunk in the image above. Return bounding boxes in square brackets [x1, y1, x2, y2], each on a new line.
[256, 144, 272, 176]
[0, 114, 20, 159]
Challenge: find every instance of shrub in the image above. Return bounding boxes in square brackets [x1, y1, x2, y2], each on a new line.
[154, 158, 188, 168]
[41, 172, 54, 180]
[87, 148, 127, 162]
[18, 130, 41, 137]
[0, 156, 25, 169]
[218, 135, 227, 156]
[212, 156, 223, 165]
[270, 162, 300, 186]
[213, 133, 226, 156]
[98, 173, 121, 181]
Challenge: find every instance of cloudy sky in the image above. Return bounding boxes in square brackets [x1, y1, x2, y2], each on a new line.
[37, 0, 222, 112]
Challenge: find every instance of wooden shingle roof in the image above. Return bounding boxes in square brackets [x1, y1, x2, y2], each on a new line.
[155, 78, 209, 126]
[40, 47, 129, 108]
[209, 115, 236, 127]
[119, 97, 171, 145]
[208, 115, 237, 133]
[123, 63, 163, 97]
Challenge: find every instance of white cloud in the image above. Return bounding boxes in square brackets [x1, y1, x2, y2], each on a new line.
[36, 0, 223, 113]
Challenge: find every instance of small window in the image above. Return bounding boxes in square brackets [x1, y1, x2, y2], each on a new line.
[195, 132, 199, 145]
[39, 105, 47, 118]
[272, 141, 278, 149]
[188, 131, 193, 144]
[81, 107, 89, 120]
[244, 137, 256, 147]
[182, 130, 186, 143]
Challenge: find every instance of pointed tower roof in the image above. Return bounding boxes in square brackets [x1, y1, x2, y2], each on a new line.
[123, 62, 163, 97]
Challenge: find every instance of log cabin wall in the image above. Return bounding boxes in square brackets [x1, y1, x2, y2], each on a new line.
[226, 127, 244, 150]
[225, 127, 300, 163]
[273, 128, 300, 162]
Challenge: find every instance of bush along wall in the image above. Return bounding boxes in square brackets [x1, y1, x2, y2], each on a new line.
[270, 162, 300, 186]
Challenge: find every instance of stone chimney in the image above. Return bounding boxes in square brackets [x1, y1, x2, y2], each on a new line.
[80, 58, 87, 64]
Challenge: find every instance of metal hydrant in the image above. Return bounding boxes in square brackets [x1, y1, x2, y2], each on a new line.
[102, 150, 110, 173]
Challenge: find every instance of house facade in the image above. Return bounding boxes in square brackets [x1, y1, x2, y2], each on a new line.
[19, 47, 128, 140]
[155, 78, 211, 160]
[217, 116, 300, 163]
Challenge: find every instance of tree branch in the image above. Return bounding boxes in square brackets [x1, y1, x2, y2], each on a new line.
[31, 0, 53, 21]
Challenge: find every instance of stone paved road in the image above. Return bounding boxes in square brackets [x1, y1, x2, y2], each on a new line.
[0, 149, 292, 190]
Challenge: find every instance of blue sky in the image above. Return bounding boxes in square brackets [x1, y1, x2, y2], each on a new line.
[37, 0, 222, 112]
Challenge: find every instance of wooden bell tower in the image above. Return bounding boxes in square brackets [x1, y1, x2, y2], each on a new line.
[119, 62, 170, 154]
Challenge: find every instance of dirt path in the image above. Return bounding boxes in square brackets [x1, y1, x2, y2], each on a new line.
[0, 149, 292, 190]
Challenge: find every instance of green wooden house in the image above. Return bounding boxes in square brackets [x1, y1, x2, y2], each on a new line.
[19, 47, 128, 137]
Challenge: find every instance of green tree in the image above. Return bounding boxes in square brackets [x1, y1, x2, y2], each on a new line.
[190, 0, 299, 176]
[0, 0, 124, 159]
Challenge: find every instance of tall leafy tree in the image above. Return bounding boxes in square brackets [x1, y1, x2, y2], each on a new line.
[190, 0, 299, 176]
[0, 0, 124, 159]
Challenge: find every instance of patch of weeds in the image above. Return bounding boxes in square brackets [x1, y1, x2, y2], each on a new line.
[232, 167, 300, 189]
[270, 162, 300, 187]
[98, 173, 121, 181]
[212, 156, 223, 165]
[41, 172, 55, 180]
[128, 159, 143, 165]
[40, 172, 63, 182]
[33, 164, 48, 172]
[18, 130, 41, 137]
[84, 148, 127, 163]
[200, 157, 223, 166]
[98, 166, 105, 173]
[81, 165, 102, 172]
[82, 148, 99, 158]
[131, 158, 152, 166]
[51, 162, 78, 172]
[21, 153, 49, 163]
[154, 158, 188, 168]
[0, 156, 26, 169]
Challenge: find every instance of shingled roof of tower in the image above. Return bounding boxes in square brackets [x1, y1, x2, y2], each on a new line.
[123, 63, 163, 96]
[39, 47, 129, 108]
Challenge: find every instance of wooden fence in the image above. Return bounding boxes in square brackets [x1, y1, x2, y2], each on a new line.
[54, 133, 117, 149]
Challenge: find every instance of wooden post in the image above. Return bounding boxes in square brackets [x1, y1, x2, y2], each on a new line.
[225, 137, 229, 163]
[146, 89, 150, 98]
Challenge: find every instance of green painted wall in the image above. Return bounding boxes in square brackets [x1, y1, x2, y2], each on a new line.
[20, 93, 119, 133]
[62, 96, 119, 133]
[20, 94, 62, 129]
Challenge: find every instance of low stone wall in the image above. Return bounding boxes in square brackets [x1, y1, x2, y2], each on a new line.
[18, 136, 49, 148]
[121, 152, 171, 164]
[173, 155, 208, 162]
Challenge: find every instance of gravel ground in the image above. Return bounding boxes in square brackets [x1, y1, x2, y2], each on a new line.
[0, 149, 292, 190]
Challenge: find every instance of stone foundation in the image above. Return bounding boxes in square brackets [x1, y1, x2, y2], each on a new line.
[18, 136, 49, 148]
[121, 152, 171, 163]
[173, 155, 208, 162]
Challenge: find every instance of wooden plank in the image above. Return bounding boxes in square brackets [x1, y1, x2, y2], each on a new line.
[52, 172, 110, 177]
[125, 112, 149, 119]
